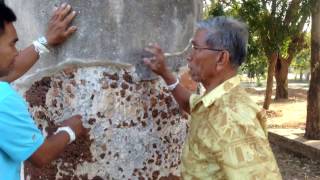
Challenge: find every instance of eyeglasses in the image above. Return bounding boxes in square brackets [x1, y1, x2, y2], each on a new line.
[191, 44, 224, 52]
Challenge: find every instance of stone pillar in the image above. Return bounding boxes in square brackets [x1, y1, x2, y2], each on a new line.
[7, 0, 202, 179]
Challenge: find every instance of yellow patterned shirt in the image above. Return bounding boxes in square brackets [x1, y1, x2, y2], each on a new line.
[181, 76, 282, 180]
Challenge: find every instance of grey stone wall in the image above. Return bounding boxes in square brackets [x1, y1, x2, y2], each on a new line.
[8, 0, 202, 82]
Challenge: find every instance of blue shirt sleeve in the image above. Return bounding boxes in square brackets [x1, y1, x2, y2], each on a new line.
[0, 89, 45, 162]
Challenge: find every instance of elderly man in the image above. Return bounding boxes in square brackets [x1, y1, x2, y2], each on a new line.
[0, 2, 86, 180]
[144, 16, 282, 179]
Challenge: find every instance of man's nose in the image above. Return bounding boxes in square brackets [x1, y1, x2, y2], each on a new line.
[13, 48, 19, 57]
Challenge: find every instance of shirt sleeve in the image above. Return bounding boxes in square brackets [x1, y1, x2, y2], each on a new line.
[0, 92, 45, 162]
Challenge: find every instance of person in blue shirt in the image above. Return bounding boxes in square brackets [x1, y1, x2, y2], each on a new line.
[0, 2, 87, 180]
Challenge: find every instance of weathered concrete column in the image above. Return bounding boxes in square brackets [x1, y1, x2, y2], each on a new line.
[7, 0, 202, 179]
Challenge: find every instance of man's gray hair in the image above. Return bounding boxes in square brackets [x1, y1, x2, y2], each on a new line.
[197, 16, 249, 68]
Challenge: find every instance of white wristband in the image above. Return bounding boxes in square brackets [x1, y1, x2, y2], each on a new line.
[33, 36, 50, 55]
[167, 78, 179, 91]
[55, 126, 76, 144]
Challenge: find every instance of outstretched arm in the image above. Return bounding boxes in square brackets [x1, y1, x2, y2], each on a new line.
[0, 3, 77, 83]
[143, 44, 191, 114]
[28, 115, 86, 167]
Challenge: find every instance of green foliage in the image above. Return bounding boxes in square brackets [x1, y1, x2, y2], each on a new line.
[292, 47, 310, 73]
[241, 55, 267, 77]
[204, 3, 225, 18]
[237, 0, 310, 56]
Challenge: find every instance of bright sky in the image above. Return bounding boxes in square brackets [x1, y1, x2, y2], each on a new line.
[204, 0, 212, 6]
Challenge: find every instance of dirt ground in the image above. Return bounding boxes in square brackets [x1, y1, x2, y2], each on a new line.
[245, 85, 308, 129]
[271, 143, 320, 180]
[245, 81, 320, 180]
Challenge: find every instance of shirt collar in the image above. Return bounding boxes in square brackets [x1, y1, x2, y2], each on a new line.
[191, 75, 240, 109]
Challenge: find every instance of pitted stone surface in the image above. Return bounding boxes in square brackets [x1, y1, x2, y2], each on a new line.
[7, 0, 202, 80]
[24, 66, 188, 179]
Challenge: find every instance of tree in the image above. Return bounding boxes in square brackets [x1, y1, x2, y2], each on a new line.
[292, 42, 311, 81]
[206, 1, 311, 108]
[211, 0, 310, 108]
[241, 35, 267, 86]
[249, 1, 308, 107]
[305, 0, 320, 139]
[274, 0, 310, 100]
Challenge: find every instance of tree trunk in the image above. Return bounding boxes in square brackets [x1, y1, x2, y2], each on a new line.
[305, 0, 320, 139]
[299, 69, 303, 81]
[275, 56, 291, 99]
[306, 72, 311, 81]
[263, 52, 277, 110]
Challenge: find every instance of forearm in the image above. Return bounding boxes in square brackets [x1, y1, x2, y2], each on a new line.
[0, 45, 39, 83]
[162, 72, 191, 114]
[28, 132, 69, 167]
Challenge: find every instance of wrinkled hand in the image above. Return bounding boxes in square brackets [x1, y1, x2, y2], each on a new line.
[143, 43, 169, 77]
[45, 3, 77, 46]
[61, 115, 85, 137]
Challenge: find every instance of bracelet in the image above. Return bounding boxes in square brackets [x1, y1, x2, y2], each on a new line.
[167, 78, 179, 91]
[38, 36, 49, 47]
[33, 36, 50, 55]
[54, 126, 76, 144]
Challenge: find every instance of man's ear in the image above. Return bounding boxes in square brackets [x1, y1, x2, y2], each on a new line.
[216, 50, 230, 71]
